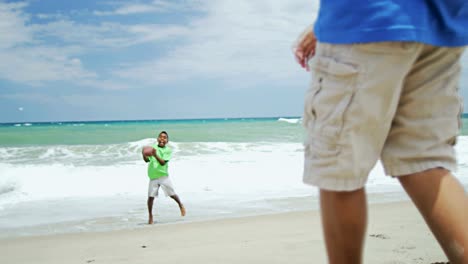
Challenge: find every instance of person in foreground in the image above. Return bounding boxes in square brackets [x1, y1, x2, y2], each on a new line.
[143, 131, 185, 224]
[294, 1, 467, 263]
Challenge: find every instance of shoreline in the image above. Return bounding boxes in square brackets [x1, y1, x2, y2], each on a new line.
[0, 200, 449, 264]
[0, 191, 411, 239]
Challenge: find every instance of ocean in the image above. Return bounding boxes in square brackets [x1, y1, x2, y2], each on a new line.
[0, 116, 467, 238]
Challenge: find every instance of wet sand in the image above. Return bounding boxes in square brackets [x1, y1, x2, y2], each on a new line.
[0, 201, 448, 264]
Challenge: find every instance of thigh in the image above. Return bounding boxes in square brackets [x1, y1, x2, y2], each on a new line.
[303, 42, 422, 191]
[381, 46, 465, 176]
[159, 177, 176, 196]
[148, 180, 161, 197]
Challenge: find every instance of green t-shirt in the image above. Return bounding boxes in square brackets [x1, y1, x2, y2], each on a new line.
[147, 144, 172, 180]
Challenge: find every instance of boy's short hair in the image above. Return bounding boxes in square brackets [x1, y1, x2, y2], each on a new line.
[159, 131, 169, 140]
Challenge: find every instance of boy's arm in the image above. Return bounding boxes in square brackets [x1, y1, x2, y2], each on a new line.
[143, 154, 149, 163]
[152, 149, 167, 165]
[153, 153, 166, 165]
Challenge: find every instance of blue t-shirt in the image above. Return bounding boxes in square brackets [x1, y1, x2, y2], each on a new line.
[314, 0, 468, 47]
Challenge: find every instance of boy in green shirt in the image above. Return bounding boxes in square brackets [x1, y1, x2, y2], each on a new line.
[143, 131, 185, 224]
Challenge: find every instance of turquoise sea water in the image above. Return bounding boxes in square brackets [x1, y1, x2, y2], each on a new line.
[0, 116, 467, 238]
[0, 117, 303, 146]
[0, 115, 466, 146]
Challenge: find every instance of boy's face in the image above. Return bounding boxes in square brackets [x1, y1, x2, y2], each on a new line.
[157, 133, 168, 147]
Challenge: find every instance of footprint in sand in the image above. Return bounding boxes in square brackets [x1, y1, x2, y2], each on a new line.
[392, 245, 416, 254]
[369, 233, 389, 239]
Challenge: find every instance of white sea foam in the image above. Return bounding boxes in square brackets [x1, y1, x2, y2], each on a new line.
[278, 117, 302, 124]
[2, 138, 468, 204]
[0, 136, 467, 235]
[1, 140, 154, 166]
[0, 142, 309, 207]
[0, 163, 146, 207]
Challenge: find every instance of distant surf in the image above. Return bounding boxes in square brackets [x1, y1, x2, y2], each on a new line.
[278, 117, 302, 124]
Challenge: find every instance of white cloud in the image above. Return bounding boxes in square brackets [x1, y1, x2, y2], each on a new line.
[0, 2, 147, 88]
[0, 0, 318, 90]
[0, 3, 98, 85]
[112, 0, 319, 87]
[94, 0, 202, 16]
[36, 13, 67, 20]
[32, 20, 190, 48]
[0, 93, 55, 104]
[79, 79, 131, 90]
[0, 45, 95, 85]
[126, 24, 191, 44]
[94, 4, 159, 16]
[0, 1, 32, 49]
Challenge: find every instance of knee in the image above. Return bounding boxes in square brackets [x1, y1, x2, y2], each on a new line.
[320, 188, 365, 198]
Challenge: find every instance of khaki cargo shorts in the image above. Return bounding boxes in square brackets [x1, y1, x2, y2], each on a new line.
[148, 176, 176, 197]
[303, 42, 465, 191]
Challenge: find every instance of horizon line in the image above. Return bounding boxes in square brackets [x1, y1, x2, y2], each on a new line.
[0, 115, 303, 125]
[2, 113, 467, 125]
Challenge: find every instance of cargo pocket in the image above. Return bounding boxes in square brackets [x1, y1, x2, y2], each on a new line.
[450, 86, 463, 146]
[304, 55, 359, 158]
[447, 52, 464, 147]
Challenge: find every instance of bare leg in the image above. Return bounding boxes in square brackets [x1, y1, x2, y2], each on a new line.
[170, 194, 186, 216]
[320, 187, 367, 264]
[147, 197, 155, 224]
[398, 168, 468, 264]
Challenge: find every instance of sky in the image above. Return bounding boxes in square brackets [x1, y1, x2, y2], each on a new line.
[0, 0, 467, 123]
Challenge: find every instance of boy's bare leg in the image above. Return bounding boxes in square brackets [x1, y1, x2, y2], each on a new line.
[320, 187, 367, 264]
[147, 197, 155, 224]
[398, 168, 468, 264]
[170, 195, 186, 216]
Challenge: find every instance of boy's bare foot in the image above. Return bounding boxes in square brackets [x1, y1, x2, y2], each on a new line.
[148, 216, 154, 225]
[180, 205, 186, 217]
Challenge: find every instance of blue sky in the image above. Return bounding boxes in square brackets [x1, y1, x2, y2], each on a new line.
[0, 0, 467, 122]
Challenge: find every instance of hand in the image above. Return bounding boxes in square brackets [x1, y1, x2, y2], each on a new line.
[293, 25, 317, 71]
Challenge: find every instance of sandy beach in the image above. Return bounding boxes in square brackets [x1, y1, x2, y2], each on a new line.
[0, 201, 449, 264]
